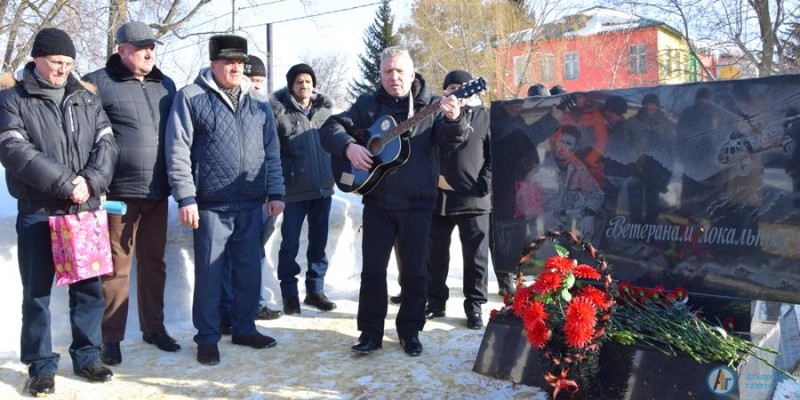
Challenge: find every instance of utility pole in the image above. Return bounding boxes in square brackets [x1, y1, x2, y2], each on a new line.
[266, 23, 273, 94]
[231, 0, 237, 32]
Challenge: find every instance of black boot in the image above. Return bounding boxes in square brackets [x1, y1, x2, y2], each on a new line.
[74, 363, 113, 383]
[100, 342, 121, 365]
[27, 374, 55, 396]
[283, 296, 301, 315]
[255, 305, 283, 320]
[143, 331, 181, 352]
[304, 293, 337, 311]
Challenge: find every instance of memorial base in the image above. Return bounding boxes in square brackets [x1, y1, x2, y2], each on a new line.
[473, 305, 796, 399]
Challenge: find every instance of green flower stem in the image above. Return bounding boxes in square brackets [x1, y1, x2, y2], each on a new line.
[607, 300, 794, 380]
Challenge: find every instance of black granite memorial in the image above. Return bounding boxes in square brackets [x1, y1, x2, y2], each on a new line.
[479, 75, 800, 398]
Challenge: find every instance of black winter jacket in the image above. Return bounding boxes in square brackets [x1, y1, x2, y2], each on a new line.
[436, 104, 491, 215]
[271, 87, 334, 203]
[83, 54, 176, 200]
[320, 75, 468, 210]
[0, 63, 117, 214]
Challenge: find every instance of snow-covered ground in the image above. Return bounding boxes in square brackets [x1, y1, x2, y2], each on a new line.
[0, 182, 797, 399]
[0, 187, 548, 399]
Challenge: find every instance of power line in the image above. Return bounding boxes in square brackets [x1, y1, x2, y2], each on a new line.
[238, 0, 289, 12]
[238, 2, 381, 30]
[158, 2, 381, 58]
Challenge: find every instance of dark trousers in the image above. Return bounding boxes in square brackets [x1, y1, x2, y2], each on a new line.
[427, 213, 489, 315]
[17, 212, 104, 377]
[220, 209, 271, 324]
[192, 207, 262, 345]
[278, 197, 331, 298]
[358, 206, 431, 341]
[102, 198, 168, 342]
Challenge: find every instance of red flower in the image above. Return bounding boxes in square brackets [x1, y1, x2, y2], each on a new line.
[564, 297, 598, 348]
[672, 287, 688, 302]
[533, 271, 563, 293]
[618, 281, 634, 294]
[522, 300, 547, 322]
[527, 319, 551, 348]
[544, 256, 574, 274]
[573, 264, 601, 280]
[576, 285, 612, 310]
[722, 317, 736, 332]
[522, 301, 549, 343]
[616, 281, 635, 303]
[665, 292, 677, 304]
[489, 309, 498, 318]
[647, 285, 666, 300]
[512, 285, 534, 318]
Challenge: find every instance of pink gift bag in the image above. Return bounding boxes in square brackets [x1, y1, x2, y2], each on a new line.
[48, 209, 113, 286]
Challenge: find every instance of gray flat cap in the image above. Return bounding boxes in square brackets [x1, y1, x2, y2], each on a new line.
[116, 21, 162, 46]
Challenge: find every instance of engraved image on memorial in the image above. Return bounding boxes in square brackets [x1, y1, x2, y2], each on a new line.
[520, 125, 604, 244]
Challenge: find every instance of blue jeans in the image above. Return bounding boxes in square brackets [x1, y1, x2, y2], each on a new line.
[17, 212, 104, 377]
[278, 197, 331, 298]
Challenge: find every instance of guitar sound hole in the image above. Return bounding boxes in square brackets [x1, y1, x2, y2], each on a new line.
[369, 139, 382, 155]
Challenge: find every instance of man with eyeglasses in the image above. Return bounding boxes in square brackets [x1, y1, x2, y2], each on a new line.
[0, 27, 118, 396]
[83, 21, 179, 366]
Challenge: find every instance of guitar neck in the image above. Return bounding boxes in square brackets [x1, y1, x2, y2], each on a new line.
[380, 100, 442, 144]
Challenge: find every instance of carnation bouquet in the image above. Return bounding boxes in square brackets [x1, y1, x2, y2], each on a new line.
[608, 281, 788, 374]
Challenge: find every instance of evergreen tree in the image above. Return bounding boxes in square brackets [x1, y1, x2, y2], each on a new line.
[349, 0, 399, 98]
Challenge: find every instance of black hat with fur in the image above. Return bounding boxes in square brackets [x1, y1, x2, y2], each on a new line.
[209, 35, 248, 62]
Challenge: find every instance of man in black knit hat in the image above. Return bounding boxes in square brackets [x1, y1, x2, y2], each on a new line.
[244, 54, 267, 94]
[166, 35, 285, 365]
[273, 63, 337, 315]
[0, 27, 117, 396]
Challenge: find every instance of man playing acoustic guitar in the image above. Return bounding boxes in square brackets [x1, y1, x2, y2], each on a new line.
[320, 46, 468, 357]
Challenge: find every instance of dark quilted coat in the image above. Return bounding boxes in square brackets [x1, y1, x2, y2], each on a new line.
[83, 54, 176, 200]
[165, 68, 284, 206]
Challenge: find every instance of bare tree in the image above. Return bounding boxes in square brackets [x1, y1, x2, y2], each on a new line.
[0, 0, 213, 74]
[602, 0, 800, 77]
[399, 0, 572, 100]
[106, 0, 213, 58]
[300, 51, 351, 109]
[1, 0, 71, 72]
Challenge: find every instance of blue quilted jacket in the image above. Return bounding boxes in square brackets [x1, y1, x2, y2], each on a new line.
[165, 68, 284, 208]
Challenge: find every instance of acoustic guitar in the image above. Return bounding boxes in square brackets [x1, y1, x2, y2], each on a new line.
[332, 77, 487, 194]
